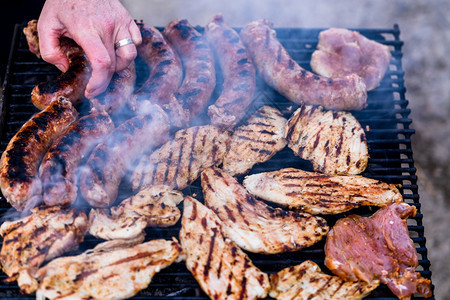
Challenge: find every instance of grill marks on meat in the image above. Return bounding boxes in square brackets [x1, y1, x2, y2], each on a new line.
[201, 167, 329, 254]
[89, 185, 183, 240]
[311, 28, 392, 91]
[34, 238, 183, 300]
[222, 105, 287, 176]
[285, 104, 369, 175]
[0, 205, 88, 294]
[80, 105, 170, 207]
[39, 112, 114, 206]
[180, 196, 270, 299]
[89, 61, 136, 116]
[129, 22, 184, 119]
[204, 14, 256, 128]
[0, 98, 78, 211]
[269, 260, 379, 300]
[131, 125, 230, 192]
[240, 19, 367, 111]
[164, 19, 216, 127]
[325, 203, 432, 299]
[243, 168, 403, 214]
[24, 20, 91, 110]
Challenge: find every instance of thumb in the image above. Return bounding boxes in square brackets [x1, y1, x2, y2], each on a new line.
[37, 23, 69, 72]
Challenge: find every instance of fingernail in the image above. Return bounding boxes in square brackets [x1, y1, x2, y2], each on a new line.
[55, 63, 67, 72]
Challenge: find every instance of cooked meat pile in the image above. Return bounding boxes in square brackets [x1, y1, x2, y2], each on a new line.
[0, 205, 88, 294]
[311, 28, 392, 91]
[269, 260, 379, 300]
[201, 167, 329, 254]
[285, 104, 369, 175]
[222, 105, 288, 176]
[180, 196, 270, 299]
[243, 168, 403, 214]
[0, 16, 431, 300]
[34, 238, 183, 300]
[325, 203, 432, 299]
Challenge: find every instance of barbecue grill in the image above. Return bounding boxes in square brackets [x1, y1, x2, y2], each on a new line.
[0, 23, 434, 299]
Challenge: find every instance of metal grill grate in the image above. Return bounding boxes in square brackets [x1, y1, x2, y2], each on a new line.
[0, 23, 434, 299]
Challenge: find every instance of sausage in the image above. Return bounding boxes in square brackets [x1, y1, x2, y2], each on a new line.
[204, 14, 256, 128]
[240, 20, 367, 111]
[0, 97, 78, 211]
[39, 112, 114, 206]
[89, 61, 136, 117]
[24, 20, 91, 110]
[79, 104, 170, 208]
[163, 19, 216, 127]
[129, 22, 183, 118]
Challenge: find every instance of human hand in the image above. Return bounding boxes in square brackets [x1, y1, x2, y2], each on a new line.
[37, 0, 142, 98]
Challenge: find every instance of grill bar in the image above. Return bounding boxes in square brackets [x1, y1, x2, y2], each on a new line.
[0, 23, 434, 299]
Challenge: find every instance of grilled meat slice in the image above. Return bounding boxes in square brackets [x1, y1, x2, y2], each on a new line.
[243, 168, 403, 214]
[222, 105, 287, 176]
[240, 19, 367, 111]
[201, 167, 329, 254]
[39, 111, 114, 206]
[24, 20, 91, 110]
[131, 125, 230, 192]
[325, 203, 432, 299]
[89, 61, 136, 117]
[0, 97, 78, 211]
[89, 185, 183, 240]
[311, 28, 392, 91]
[34, 238, 183, 300]
[80, 105, 170, 207]
[130, 22, 184, 119]
[285, 104, 369, 175]
[204, 14, 256, 128]
[164, 19, 216, 127]
[0, 205, 88, 294]
[180, 196, 270, 299]
[269, 260, 379, 300]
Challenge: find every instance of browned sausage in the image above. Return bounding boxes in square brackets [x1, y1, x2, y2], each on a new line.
[163, 19, 216, 127]
[89, 61, 136, 117]
[79, 105, 170, 207]
[129, 22, 183, 119]
[240, 20, 367, 111]
[24, 20, 91, 110]
[204, 14, 256, 128]
[39, 112, 114, 206]
[0, 97, 78, 211]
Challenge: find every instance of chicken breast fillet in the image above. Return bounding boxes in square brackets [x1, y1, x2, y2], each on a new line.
[243, 168, 403, 214]
[222, 105, 288, 176]
[269, 260, 379, 300]
[201, 167, 329, 254]
[131, 125, 231, 192]
[285, 104, 369, 175]
[0, 205, 88, 294]
[89, 185, 184, 240]
[34, 239, 183, 300]
[325, 203, 432, 299]
[180, 196, 270, 299]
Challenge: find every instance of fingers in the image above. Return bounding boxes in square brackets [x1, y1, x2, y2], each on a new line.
[77, 35, 115, 99]
[114, 21, 141, 72]
[37, 20, 69, 72]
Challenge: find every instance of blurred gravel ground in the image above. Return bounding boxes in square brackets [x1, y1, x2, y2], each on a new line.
[123, 0, 449, 297]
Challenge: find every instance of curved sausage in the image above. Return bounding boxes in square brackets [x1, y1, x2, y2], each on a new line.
[39, 112, 114, 206]
[240, 20, 367, 111]
[89, 61, 136, 117]
[204, 14, 256, 128]
[163, 19, 216, 127]
[24, 20, 91, 110]
[0, 97, 78, 211]
[129, 22, 184, 119]
[80, 105, 170, 208]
